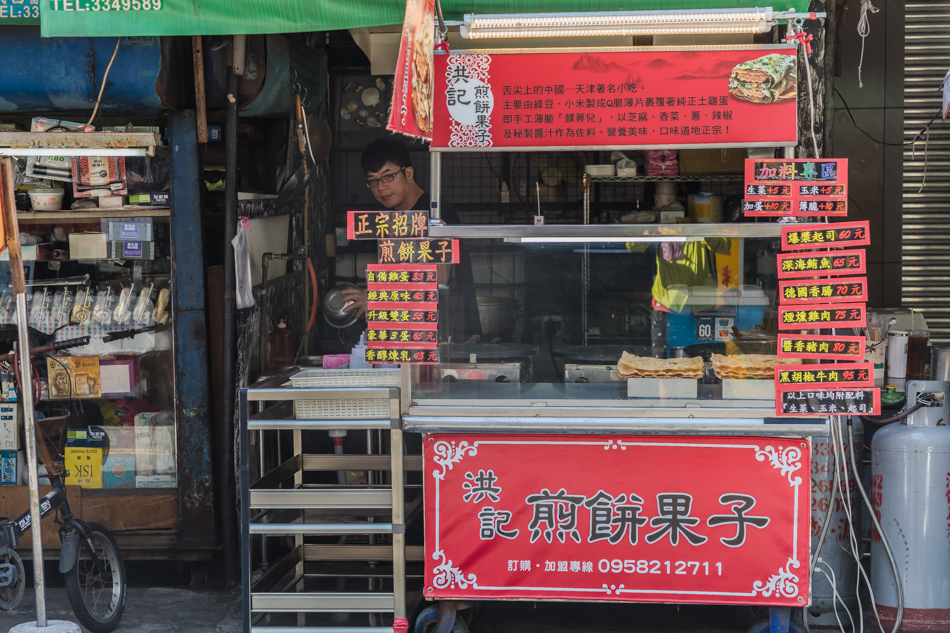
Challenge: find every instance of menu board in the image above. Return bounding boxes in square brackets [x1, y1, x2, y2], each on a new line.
[365, 264, 439, 366]
[777, 334, 866, 361]
[778, 303, 866, 330]
[775, 363, 873, 388]
[776, 249, 866, 279]
[744, 159, 848, 218]
[781, 221, 870, 250]
[432, 47, 799, 150]
[777, 389, 880, 416]
[778, 277, 867, 304]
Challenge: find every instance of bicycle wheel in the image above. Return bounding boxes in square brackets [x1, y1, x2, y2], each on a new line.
[63, 522, 126, 633]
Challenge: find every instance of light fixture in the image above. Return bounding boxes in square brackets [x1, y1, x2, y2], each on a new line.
[460, 8, 774, 39]
[511, 236, 695, 244]
[0, 132, 160, 157]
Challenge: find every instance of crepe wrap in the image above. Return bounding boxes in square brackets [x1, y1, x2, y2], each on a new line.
[729, 54, 797, 104]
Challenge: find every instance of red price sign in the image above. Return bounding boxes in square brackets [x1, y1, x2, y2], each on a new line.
[366, 348, 440, 365]
[777, 249, 866, 279]
[780, 222, 870, 251]
[778, 303, 866, 330]
[775, 363, 873, 388]
[367, 288, 439, 304]
[777, 388, 880, 417]
[366, 307, 439, 325]
[777, 334, 866, 361]
[367, 264, 439, 285]
[743, 159, 847, 218]
[425, 434, 810, 605]
[367, 327, 439, 348]
[779, 276, 867, 305]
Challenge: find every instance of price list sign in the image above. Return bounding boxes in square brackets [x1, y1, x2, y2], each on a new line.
[773, 210, 871, 417]
[743, 159, 848, 218]
[366, 264, 439, 365]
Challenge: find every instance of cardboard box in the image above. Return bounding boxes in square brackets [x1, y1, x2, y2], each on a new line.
[68, 232, 107, 260]
[0, 403, 18, 450]
[135, 474, 176, 488]
[660, 209, 686, 224]
[678, 149, 746, 175]
[127, 192, 169, 206]
[106, 220, 163, 241]
[103, 426, 135, 450]
[107, 240, 158, 260]
[65, 427, 108, 488]
[134, 412, 176, 479]
[102, 451, 135, 488]
[0, 451, 16, 485]
[47, 356, 101, 399]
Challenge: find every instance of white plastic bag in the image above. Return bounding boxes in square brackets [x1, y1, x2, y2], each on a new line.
[232, 222, 255, 309]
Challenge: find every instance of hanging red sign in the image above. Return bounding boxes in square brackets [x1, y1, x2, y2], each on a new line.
[776, 249, 866, 279]
[367, 347, 439, 365]
[778, 303, 866, 330]
[387, 0, 435, 140]
[777, 334, 866, 361]
[777, 388, 880, 417]
[778, 277, 868, 305]
[424, 434, 810, 605]
[781, 222, 870, 251]
[378, 239, 459, 265]
[743, 159, 848, 218]
[775, 363, 873, 388]
[367, 327, 439, 348]
[432, 47, 798, 150]
[347, 210, 430, 240]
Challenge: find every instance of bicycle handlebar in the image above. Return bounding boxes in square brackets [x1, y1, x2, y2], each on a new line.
[0, 335, 90, 364]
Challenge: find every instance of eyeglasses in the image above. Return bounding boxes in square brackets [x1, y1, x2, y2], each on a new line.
[366, 167, 405, 189]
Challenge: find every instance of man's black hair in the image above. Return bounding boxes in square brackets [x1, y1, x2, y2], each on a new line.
[361, 138, 413, 175]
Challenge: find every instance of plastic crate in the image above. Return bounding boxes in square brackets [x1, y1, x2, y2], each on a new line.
[289, 369, 400, 419]
[289, 368, 401, 388]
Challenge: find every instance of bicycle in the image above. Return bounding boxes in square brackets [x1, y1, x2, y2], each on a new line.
[0, 335, 126, 633]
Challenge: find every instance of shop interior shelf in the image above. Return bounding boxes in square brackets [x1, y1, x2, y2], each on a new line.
[18, 208, 171, 221]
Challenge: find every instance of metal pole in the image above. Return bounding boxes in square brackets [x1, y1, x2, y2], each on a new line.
[221, 66, 239, 587]
[0, 157, 46, 626]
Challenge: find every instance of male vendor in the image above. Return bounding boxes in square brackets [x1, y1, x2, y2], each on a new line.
[342, 139, 480, 341]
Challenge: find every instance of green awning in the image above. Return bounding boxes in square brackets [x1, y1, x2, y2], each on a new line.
[40, 0, 812, 38]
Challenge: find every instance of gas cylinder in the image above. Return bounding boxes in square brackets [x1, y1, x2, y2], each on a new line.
[807, 416, 864, 628]
[871, 380, 950, 632]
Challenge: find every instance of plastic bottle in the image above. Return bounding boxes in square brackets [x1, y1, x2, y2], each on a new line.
[267, 319, 295, 368]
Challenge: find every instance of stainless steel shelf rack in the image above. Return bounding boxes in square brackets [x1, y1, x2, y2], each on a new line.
[240, 369, 420, 633]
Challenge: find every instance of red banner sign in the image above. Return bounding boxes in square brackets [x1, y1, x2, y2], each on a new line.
[781, 222, 870, 251]
[424, 434, 810, 605]
[777, 334, 866, 361]
[778, 303, 866, 330]
[779, 277, 868, 305]
[777, 388, 880, 417]
[378, 239, 459, 265]
[744, 159, 848, 218]
[775, 363, 873, 388]
[347, 210, 429, 240]
[388, 0, 435, 140]
[777, 249, 866, 279]
[432, 47, 798, 150]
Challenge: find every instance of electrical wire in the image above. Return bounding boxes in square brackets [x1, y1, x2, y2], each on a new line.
[834, 87, 941, 148]
[815, 561, 856, 633]
[857, 0, 879, 89]
[830, 416, 865, 633]
[83, 38, 122, 129]
[809, 419, 838, 587]
[798, 25, 820, 158]
[847, 418, 903, 633]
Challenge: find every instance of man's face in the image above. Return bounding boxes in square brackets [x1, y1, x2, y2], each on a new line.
[366, 161, 413, 209]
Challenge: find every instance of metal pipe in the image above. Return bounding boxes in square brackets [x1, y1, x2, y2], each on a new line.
[430, 150, 442, 223]
[1, 157, 45, 626]
[221, 66, 239, 588]
[260, 252, 309, 373]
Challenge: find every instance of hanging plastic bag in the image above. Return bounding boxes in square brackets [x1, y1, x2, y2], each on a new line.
[232, 220, 255, 309]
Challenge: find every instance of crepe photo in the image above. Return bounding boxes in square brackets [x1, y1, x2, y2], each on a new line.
[728, 54, 797, 104]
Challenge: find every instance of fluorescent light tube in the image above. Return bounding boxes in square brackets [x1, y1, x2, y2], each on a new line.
[0, 148, 149, 157]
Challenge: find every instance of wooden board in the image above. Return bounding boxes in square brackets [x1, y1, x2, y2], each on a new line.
[80, 492, 178, 531]
[0, 484, 81, 549]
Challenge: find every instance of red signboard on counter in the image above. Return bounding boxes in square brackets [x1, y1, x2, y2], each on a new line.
[777, 388, 880, 417]
[776, 249, 866, 279]
[424, 434, 810, 605]
[744, 159, 848, 218]
[779, 277, 868, 305]
[777, 334, 866, 361]
[775, 363, 873, 388]
[781, 222, 870, 251]
[432, 47, 798, 150]
[778, 303, 866, 330]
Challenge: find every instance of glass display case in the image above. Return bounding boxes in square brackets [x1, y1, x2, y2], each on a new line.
[406, 223, 793, 418]
[0, 208, 179, 543]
